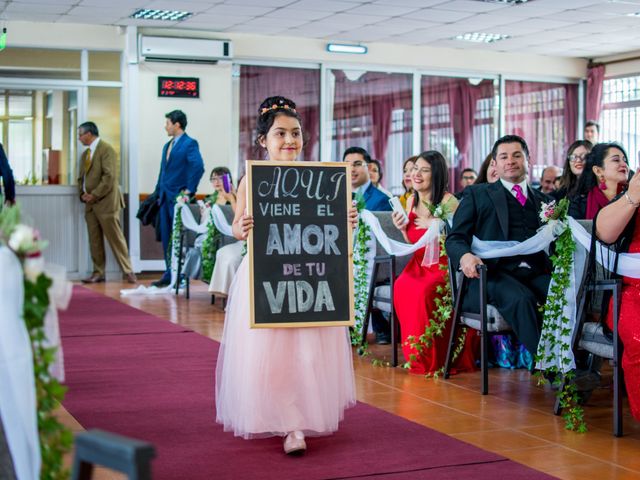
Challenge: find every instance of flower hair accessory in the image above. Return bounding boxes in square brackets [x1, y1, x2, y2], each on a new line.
[260, 101, 296, 115]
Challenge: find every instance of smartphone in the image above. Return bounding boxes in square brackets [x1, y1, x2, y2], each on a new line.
[389, 197, 409, 225]
[222, 173, 232, 193]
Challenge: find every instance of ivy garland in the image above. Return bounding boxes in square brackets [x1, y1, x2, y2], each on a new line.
[0, 205, 73, 479]
[351, 194, 372, 348]
[534, 198, 586, 432]
[168, 193, 189, 278]
[200, 193, 221, 283]
[402, 234, 467, 377]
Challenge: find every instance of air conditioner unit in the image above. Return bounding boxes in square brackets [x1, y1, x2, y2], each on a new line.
[139, 35, 233, 63]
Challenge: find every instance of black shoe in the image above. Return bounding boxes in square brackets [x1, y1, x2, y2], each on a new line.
[572, 370, 601, 392]
[375, 332, 391, 345]
[151, 278, 170, 287]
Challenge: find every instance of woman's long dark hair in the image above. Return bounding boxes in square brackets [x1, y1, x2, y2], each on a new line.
[412, 150, 449, 207]
[559, 140, 592, 195]
[475, 153, 494, 184]
[574, 142, 629, 196]
[402, 155, 418, 193]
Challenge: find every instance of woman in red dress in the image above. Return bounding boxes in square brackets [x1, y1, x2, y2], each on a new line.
[595, 144, 640, 420]
[392, 151, 477, 375]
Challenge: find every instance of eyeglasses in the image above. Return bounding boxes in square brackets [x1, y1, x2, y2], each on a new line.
[568, 154, 586, 163]
[462, 175, 476, 180]
[210, 176, 222, 182]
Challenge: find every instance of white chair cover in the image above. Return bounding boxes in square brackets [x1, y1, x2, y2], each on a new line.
[0, 247, 40, 480]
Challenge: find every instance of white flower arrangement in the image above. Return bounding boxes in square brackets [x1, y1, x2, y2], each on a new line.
[8, 224, 47, 258]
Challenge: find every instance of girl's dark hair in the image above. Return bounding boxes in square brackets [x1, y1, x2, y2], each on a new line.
[368, 158, 383, 185]
[413, 150, 448, 207]
[574, 142, 629, 195]
[558, 139, 593, 195]
[210, 166, 232, 185]
[402, 156, 418, 192]
[475, 153, 494, 184]
[255, 96, 302, 150]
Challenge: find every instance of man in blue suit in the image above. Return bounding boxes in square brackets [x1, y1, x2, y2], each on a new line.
[152, 110, 204, 287]
[0, 143, 16, 207]
[342, 147, 391, 212]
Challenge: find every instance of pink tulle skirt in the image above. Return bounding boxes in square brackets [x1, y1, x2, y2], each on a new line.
[215, 256, 356, 439]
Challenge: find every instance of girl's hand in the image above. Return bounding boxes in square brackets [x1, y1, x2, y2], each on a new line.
[238, 213, 254, 240]
[627, 170, 640, 205]
[413, 216, 433, 230]
[391, 210, 408, 230]
[349, 203, 358, 230]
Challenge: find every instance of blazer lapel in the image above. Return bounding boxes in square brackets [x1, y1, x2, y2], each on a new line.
[488, 182, 509, 239]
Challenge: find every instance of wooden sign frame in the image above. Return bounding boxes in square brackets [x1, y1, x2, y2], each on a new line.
[246, 160, 354, 328]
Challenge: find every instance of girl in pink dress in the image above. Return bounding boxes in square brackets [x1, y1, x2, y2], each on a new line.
[215, 96, 356, 454]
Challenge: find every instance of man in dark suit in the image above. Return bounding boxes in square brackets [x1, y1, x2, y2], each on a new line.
[152, 110, 204, 287]
[446, 135, 551, 355]
[77, 122, 136, 284]
[342, 147, 391, 212]
[0, 143, 15, 206]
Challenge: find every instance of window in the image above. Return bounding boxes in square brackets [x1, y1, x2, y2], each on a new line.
[504, 80, 578, 180]
[422, 76, 497, 192]
[328, 69, 412, 193]
[238, 65, 320, 176]
[601, 75, 640, 169]
[0, 89, 79, 185]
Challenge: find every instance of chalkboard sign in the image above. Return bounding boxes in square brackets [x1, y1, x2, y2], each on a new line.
[247, 161, 354, 328]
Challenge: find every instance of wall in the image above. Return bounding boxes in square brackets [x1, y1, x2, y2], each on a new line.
[144, 28, 588, 80]
[134, 61, 233, 195]
[594, 51, 640, 78]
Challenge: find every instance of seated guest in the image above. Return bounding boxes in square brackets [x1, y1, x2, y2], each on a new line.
[595, 166, 640, 421]
[584, 120, 599, 144]
[446, 135, 552, 357]
[398, 156, 417, 209]
[475, 154, 499, 184]
[343, 147, 391, 211]
[209, 241, 243, 299]
[455, 168, 478, 199]
[207, 167, 237, 209]
[538, 165, 561, 195]
[392, 151, 477, 374]
[552, 140, 592, 201]
[368, 159, 392, 198]
[568, 143, 630, 220]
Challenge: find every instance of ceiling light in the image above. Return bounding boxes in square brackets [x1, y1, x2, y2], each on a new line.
[130, 9, 192, 21]
[455, 32, 510, 43]
[474, 0, 532, 4]
[627, 12, 640, 17]
[326, 43, 368, 54]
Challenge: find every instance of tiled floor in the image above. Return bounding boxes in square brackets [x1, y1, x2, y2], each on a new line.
[58, 279, 640, 479]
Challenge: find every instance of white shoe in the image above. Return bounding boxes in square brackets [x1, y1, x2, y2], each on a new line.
[283, 431, 306, 455]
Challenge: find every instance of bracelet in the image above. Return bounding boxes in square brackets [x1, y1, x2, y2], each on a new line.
[624, 191, 640, 208]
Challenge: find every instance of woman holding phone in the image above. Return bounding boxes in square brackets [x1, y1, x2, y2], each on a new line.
[207, 166, 236, 209]
[391, 151, 477, 375]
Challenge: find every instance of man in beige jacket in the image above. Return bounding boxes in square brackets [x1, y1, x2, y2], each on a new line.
[78, 121, 136, 284]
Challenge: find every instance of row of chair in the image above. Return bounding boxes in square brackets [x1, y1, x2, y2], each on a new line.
[360, 212, 623, 437]
[174, 204, 237, 300]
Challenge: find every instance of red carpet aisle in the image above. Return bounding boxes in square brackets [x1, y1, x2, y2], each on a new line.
[60, 287, 555, 480]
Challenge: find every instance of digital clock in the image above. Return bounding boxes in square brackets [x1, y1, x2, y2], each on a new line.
[158, 76, 199, 98]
